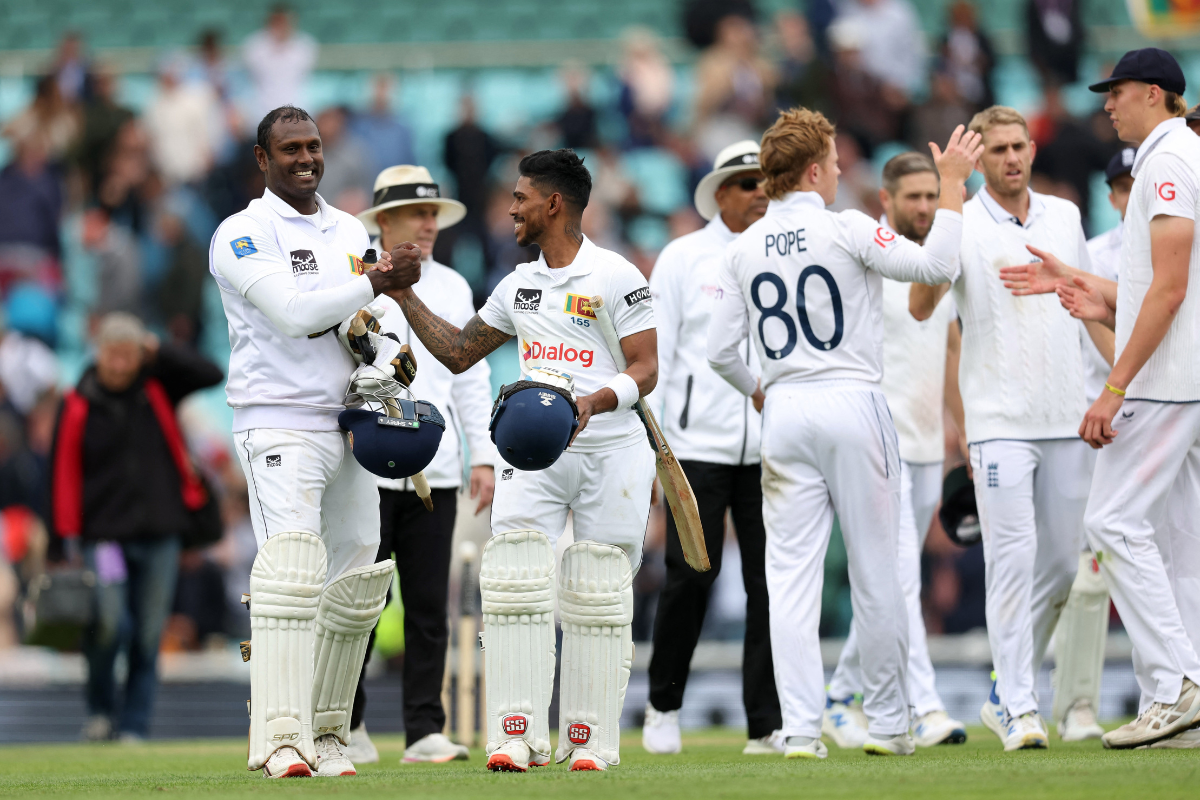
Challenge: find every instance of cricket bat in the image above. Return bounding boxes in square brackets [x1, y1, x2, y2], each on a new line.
[589, 295, 710, 572]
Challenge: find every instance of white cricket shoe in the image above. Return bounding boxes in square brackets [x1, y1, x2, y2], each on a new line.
[262, 745, 312, 778]
[314, 733, 357, 777]
[486, 740, 549, 772]
[912, 710, 967, 746]
[403, 732, 469, 763]
[743, 730, 786, 754]
[980, 675, 1006, 742]
[1103, 679, 1200, 749]
[863, 733, 915, 756]
[1144, 727, 1200, 749]
[1002, 713, 1049, 751]
[822, 696, 869, 748]
[642, 705, 682, 754]
[567, 747, 608, 771]
[784, 736, 828, 759]
[1058, 699, 1104, 741]
[342, 723, 379, 764]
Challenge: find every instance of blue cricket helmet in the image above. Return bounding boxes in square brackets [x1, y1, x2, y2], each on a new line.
[339, 366, 445, 479]
[489, 381, 579, 471]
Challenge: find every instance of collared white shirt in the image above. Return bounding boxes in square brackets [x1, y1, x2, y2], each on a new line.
[649, 214, 761, 465]
[1083, 221, 1122, 402]
[478, 236, 656, 453]
[210, 188, 373, 432]
[708, 191, 960, 394]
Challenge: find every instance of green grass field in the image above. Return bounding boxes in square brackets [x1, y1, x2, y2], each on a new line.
[1, 727, 1197, 799]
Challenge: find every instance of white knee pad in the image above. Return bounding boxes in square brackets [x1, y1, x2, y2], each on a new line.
[248, 532, 327, 770]
[312, 559, 395, 745]
[555, 541, 633, 765]
[480, 529, 556, 760]
[1052, 550, 1109, 722]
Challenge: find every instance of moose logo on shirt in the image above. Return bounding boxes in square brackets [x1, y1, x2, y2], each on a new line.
[290, 249, 318, 275]
[513, 288, 542, 314]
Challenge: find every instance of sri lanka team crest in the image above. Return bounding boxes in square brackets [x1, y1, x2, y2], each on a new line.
[562, 293, 596, 319]
[230, 237, 257, 258]
[348, 253, 367, 275]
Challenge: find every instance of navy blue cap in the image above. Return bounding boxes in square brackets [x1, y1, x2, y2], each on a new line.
[1089, 48, 1186, 94]
[1104, 147, 1136, 184]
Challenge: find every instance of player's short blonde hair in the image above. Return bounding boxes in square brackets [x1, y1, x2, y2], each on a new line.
[1165, 91, 1187, 117]
[967, 105, 1030, 139]
[760, 107, 837, 200]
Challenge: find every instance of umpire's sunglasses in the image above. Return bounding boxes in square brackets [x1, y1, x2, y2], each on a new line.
[723, 176, 762, 192]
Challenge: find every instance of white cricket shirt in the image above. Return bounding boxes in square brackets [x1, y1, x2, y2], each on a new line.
[478, 236, 656, 453]
[373, 254, 497, 490]
[708, 191, 961, 394]
[953, 188, 1090, 443]
[1083, 222, 1122, 401]
[1117, 117, 1200, 402]
[649, 214, 761, 466]
[210, 189, 373, 432]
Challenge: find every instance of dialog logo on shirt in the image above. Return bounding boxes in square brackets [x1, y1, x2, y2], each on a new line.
[521, 339, 594, 368]
[290, 249, 318, 275]
[624, 286, 652, 307]
[562, 293, 597, 319]
[347, 254, 367, 275]
[513, 288, 542, 314]
[230, 237, 257, 258]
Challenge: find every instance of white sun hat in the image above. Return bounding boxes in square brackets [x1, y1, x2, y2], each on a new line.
[356, 165, 468, 235]
[693, 140, 762, 221]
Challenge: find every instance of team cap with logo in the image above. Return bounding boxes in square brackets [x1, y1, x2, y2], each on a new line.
[693, 140, 762, 222]
[356, 165, 468, 235]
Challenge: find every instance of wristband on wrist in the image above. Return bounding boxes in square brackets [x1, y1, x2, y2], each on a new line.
[1104, 382, 1126, 397]
[605, 373, 640, 411]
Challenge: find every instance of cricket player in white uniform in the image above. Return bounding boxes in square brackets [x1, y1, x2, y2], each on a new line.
[209, 106, 422, 778]
[641, 140, 784, 757]
[910, 106, 1116, 751]
[1007, 49, 1200, 749]
[342, 165, 496, 765]
[381, 149, 657, 772]
[824, 152, 967, 750]
[707, 108, 982, 759]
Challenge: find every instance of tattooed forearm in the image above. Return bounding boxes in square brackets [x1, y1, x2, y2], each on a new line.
[392, 290, 512, 374]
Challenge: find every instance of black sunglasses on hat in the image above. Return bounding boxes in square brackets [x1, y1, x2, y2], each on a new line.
[1089, 47, 1186, 95]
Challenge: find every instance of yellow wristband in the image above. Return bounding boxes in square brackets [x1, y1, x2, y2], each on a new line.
[1104, 382, 1126, 397]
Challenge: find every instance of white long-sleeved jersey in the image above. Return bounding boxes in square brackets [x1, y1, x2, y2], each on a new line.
[707, 191, 961, 394]
[649, 215, 761, 466]
[372, 253, 497, 490]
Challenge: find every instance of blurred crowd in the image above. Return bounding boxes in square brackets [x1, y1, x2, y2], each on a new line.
[0, 0, 1138, 685]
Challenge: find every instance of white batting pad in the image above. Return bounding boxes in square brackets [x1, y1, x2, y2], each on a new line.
[311, 559, 396, 745]
[1052, 551, 1110, 721]
[555, 541, 633, 765]
[248, 532, 328, 770]
[480, 530, 556, 760]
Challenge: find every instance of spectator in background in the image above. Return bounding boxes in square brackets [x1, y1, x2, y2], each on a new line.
[773, 11, 832, 118]
[48, 313, 223, 742]
[349, 73, 416, 182]
[191, 31, 242, 164]
[618, 27, 676, 149]
[95, 120, 156, 235]
[142, 55, 221, 187]
[827, 133, 881, 218]
[827, 19, 901, 156]
[74, 67, 134, 202]
[0, 307, 59, 517]
[911, 67, 976, 155]
[1026, 0, 1083, 86]
[0, 309, 58, 418]
[693, 13, 776, 162]
[836, 0, 925, 103]
[0, 137, 63, 262]
[1028, 84, 1113, 230]
[939, 1, 995, 111]
[51, 32, 91, 104]
[82, 209, 141, 317]
[555, 64, 598, 150]
[2, 75, 79, 165]
[443, 94, 501, 274]
[242, 4, 317, 122]
[313, 106, 371, 214]
[155, 211, 209, 345]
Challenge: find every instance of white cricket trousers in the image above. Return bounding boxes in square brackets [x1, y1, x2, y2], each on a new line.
[1085, 400, 1200, 706]
[970, 438, 1093, 717]
[235, 428, 381, 583]
[761, 380, 910, 739]
[828, 460, 946, 717]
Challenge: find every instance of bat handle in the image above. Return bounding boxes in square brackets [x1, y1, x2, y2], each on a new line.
[412, 471, 434, 511]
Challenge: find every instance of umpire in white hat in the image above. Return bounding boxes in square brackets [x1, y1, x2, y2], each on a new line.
[641, 141, 783, 755]
[345, 165, 498, 764]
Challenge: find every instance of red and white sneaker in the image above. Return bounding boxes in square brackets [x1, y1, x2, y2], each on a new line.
[567, 747, 608, 771]
[487, 740, 551, 772]
[262, 746, 312, 778]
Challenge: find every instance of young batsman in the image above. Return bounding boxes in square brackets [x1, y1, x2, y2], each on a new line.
[707, 108, 982, 759]
[379, 149, 658, 772]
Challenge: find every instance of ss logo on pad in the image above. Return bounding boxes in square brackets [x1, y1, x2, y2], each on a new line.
[502, 715, 528, 735]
